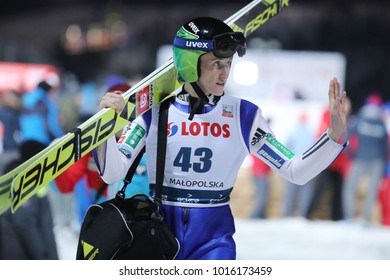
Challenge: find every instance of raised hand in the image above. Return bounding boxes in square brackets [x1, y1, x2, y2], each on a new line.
[327, 77, 348, 142]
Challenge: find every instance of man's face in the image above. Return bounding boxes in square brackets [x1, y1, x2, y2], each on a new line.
[197, 52, 232, 96]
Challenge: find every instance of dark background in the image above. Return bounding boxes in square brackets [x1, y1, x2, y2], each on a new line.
[0, 0, 389, 111]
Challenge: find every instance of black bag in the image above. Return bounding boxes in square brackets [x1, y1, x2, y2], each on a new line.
[76, 98, 179, 260]
[76, 194, 179, 260]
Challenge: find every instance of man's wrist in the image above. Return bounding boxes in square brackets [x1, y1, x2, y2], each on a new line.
[327, 128, 341, 143]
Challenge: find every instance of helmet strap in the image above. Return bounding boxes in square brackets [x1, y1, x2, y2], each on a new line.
[188, 82, 208, 120]
[190, 82, 209, 101]
[188, 82, 222, 121]
[188, 98, 203, 121]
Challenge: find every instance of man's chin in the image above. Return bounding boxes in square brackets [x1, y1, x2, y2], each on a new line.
[211, 90, 224, 97]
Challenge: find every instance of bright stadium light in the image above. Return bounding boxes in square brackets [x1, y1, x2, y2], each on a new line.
[232, 61, 259, 86]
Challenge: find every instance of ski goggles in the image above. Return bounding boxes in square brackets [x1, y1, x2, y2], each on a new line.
[173, 32, 247, 58]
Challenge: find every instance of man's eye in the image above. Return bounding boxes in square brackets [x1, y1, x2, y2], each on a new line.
[214, 61, 231, 68]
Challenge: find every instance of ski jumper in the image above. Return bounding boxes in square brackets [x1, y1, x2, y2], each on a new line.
[94, 86, 347, 260]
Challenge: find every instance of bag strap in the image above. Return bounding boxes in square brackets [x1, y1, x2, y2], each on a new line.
[94, 182, 108, 203]
[115, 97, 170, 203]
[115, 146, 146, 200]
[154, 98, 170, 206]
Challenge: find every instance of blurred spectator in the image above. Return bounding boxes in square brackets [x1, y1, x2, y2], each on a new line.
[305, 97, 354, 221]
[52, 150, 105, 226]
[249, 154, 272, 219]
[19, 80, 64, 146]
[0, 140, 58, 260]
[379, 101, 390, 226]
[281, 112, 315, 218]
[0, 90, 22, 175]
[379, 175, 390, 227]
[342, 93, 388, 225]
[77, 80, 100, 123]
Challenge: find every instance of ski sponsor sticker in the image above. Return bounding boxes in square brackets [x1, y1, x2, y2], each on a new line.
[266, 136, 295, 159]
[137, 85, 153, 115]
[125, 125, 145, 149]
[257, 144, 285, 169]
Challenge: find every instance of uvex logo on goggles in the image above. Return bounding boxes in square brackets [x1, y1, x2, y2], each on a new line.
[174, 32, 246, 58]
[174, 37, 213, 51]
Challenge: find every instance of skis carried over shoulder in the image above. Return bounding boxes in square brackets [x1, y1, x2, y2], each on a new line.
[0, 0, 289, 214]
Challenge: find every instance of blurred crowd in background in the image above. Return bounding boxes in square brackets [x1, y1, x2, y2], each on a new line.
[0, 0, 390, 260]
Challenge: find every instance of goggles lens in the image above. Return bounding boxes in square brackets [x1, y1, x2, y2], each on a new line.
[213, 32, 246, 58]
[173, 31, 246, 58]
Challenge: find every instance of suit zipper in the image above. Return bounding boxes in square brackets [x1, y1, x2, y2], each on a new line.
[183, 207, 189, 230]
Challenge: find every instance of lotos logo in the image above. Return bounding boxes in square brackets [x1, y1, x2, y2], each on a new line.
[167, 122, 230, 137]
[181, 122, 230, 138]
[167, 122, 179, 137]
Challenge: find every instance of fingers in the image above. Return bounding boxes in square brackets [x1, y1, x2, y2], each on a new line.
[329, 77, 345, 102]
[329, 78, 336, 101]
[99, 92, 125, 113]
[340, 90, 348, 112]
[112, 90, 123, 95]
[335, 78, 340, 98]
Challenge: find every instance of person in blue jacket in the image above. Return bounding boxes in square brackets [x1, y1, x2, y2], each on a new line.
[19, 80, 64, 146]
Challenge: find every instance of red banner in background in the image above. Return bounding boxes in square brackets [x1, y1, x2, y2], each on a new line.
[0, 62, 60, 93]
